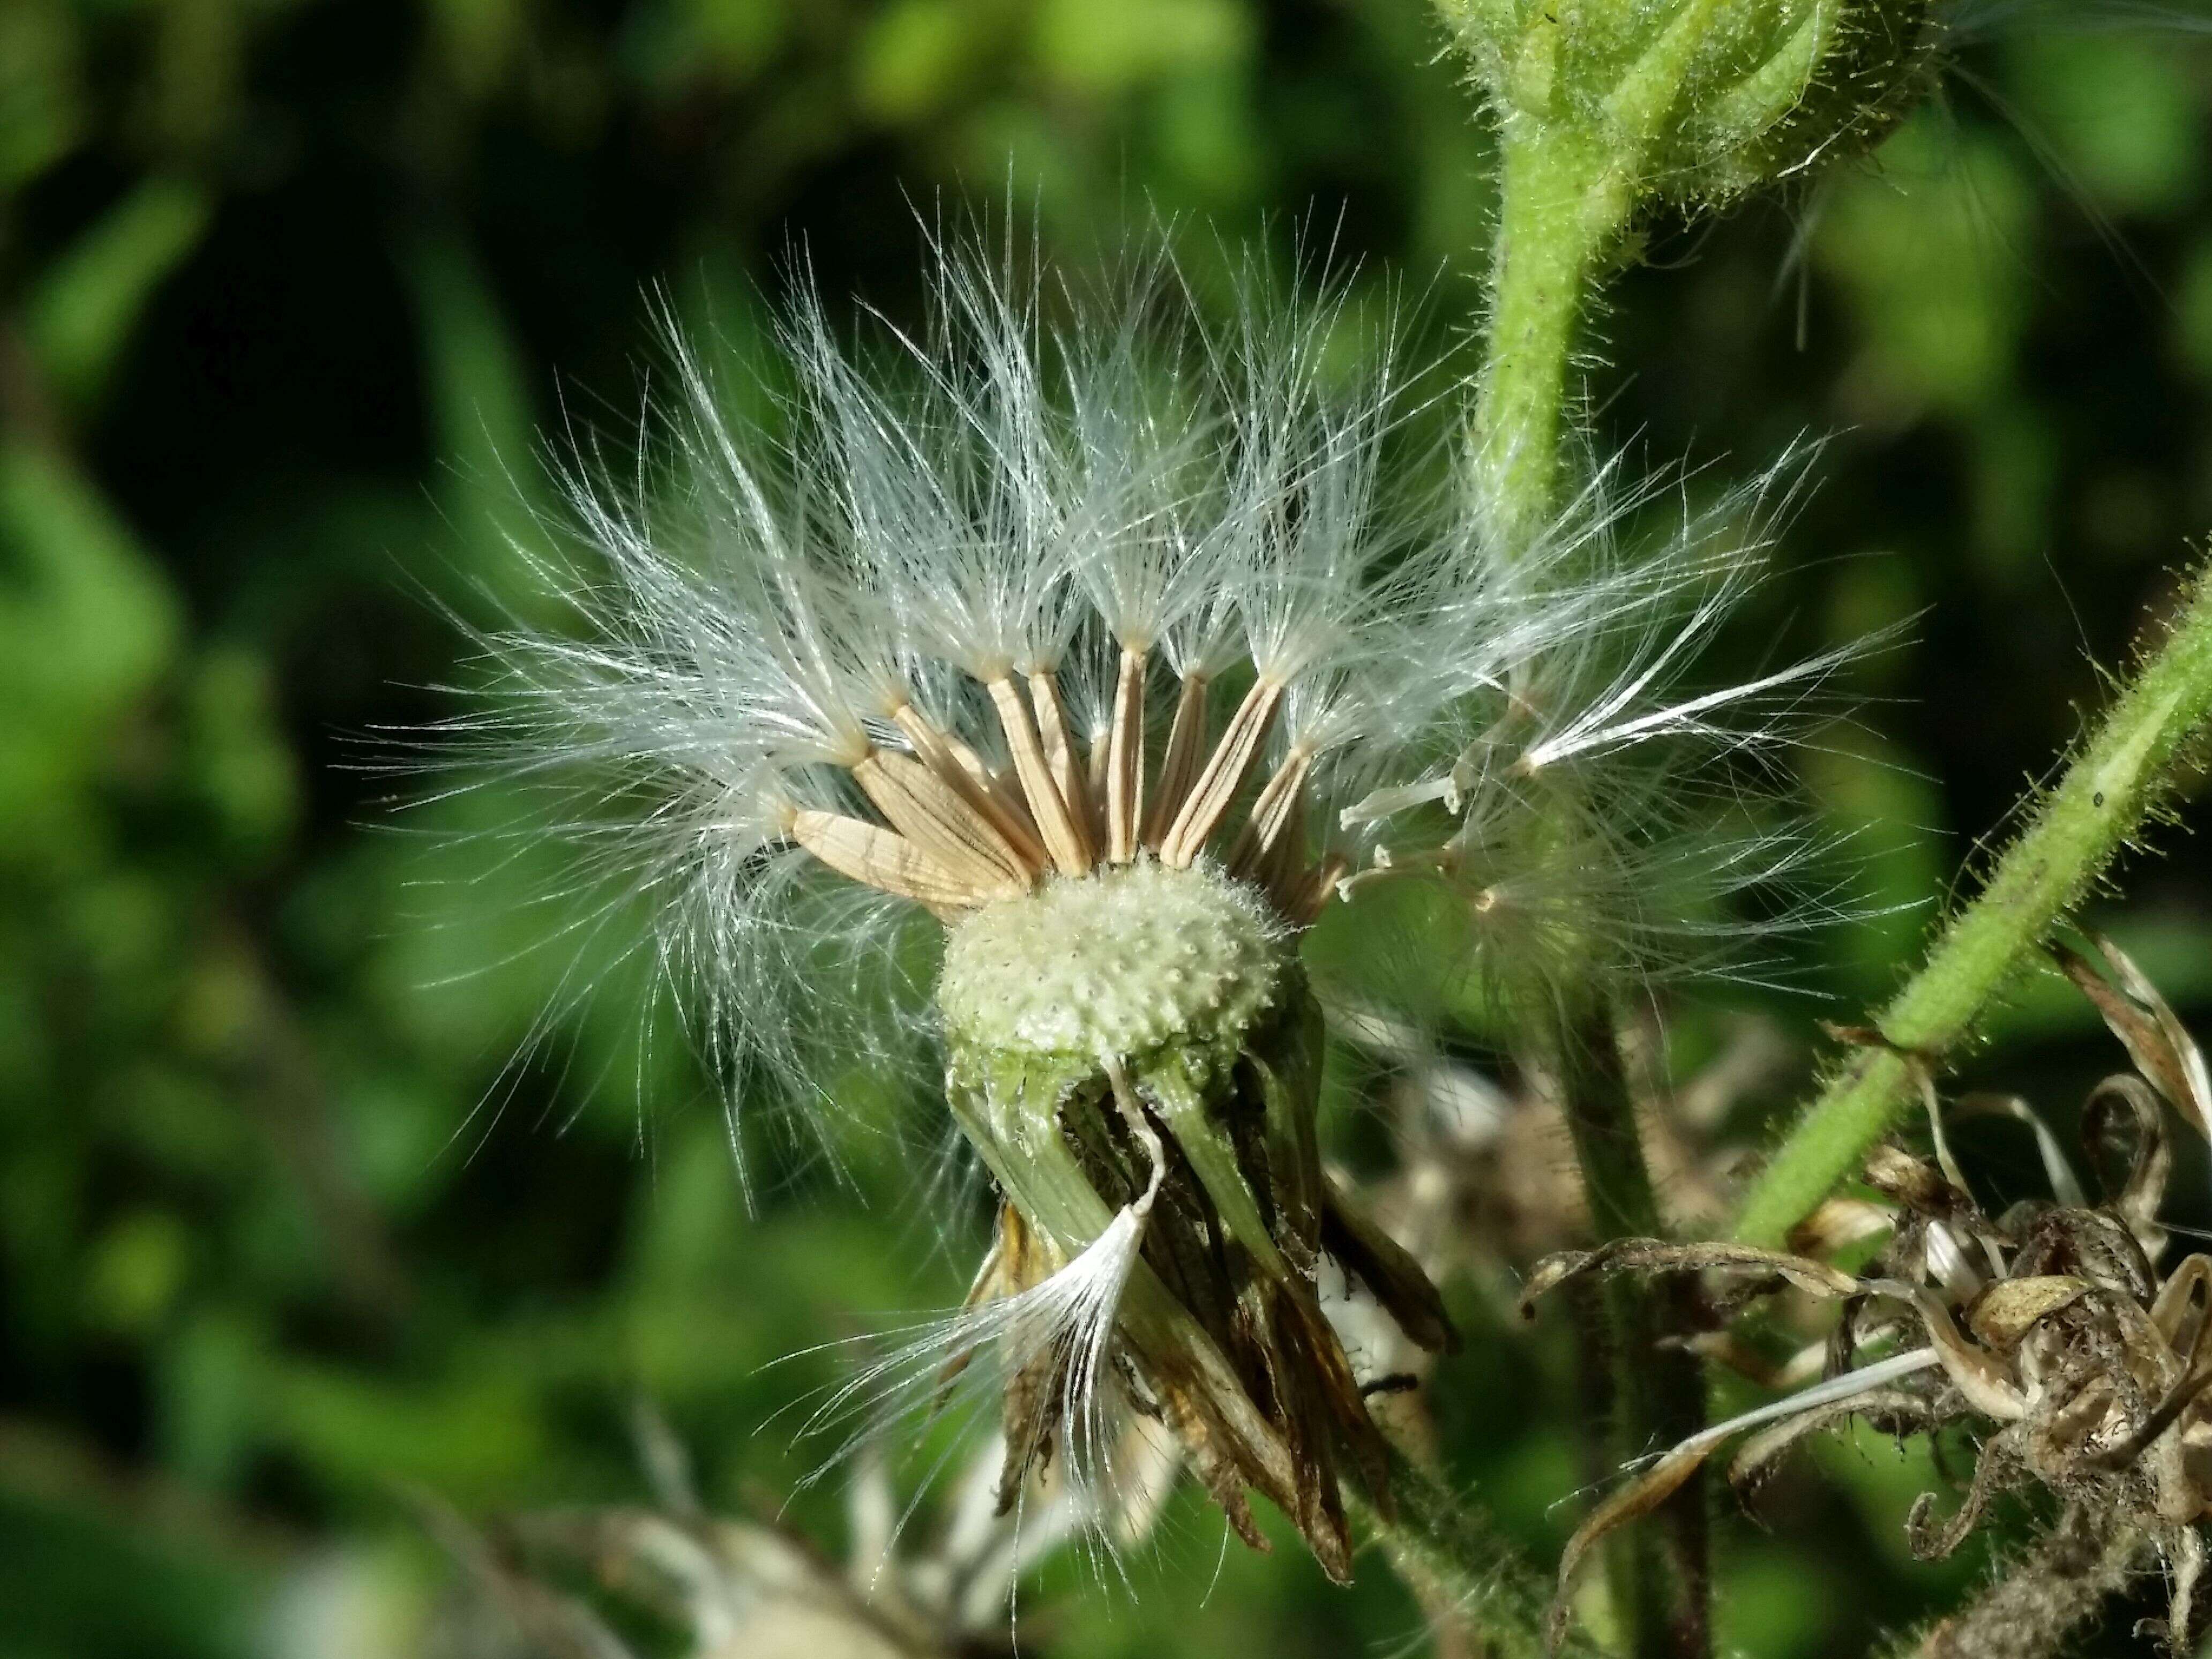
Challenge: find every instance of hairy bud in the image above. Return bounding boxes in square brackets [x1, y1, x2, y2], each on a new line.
[1438, 0, 1940, 211]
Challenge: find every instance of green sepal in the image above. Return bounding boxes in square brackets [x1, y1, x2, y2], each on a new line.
[946, 964, 1331, 1294]
[944, 1044, 1109, 1258]
[1247, 989, 1329, 1276]
[943, 1042, 1306, 1515]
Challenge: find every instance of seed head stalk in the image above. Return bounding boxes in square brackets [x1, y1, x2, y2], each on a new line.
[1346, 1445, 1613, 1659]
[1734, 563, 2212, 1249]
[1512, 800, 1711, 1659]
[1460, 104, 1709, 1659]
[1472, 117, 1632, 550]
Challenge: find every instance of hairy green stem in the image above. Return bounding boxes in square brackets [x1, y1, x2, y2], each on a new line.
[1553, 1000, 1661, 1245]
[1475, 107, 1704, 1659]
[1350, 1445, 1611, 1659]
[1551, 997, 1709, 1659]
[1472, 116, 1632, 550]
[1734, 565, 2212, 1248]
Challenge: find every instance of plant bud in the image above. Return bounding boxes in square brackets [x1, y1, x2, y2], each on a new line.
[1438, 0, 1940, 210]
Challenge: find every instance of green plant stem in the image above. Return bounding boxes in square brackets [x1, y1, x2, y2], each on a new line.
[1551, 996, 1709, 1659]
[1475, 110, 1704, 1659]
[1471, 116, 1632, 550]
[1349, 1444, 1610, 1659]
[1733, 565, 2212, 1248]
[1553, 998, 1660, 1244]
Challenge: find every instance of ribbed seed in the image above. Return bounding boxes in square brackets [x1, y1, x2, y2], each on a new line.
[1027, 668, 1097, 851]
[788, 810, 1009, 908]
[1106, 647, 1147, 864]
[890, 701, 1048, 873]
[1281, 853, 1350, 927]
[1085, 719, 1112, 843]
[1227, 741, 1314, 880]
[988, 676, 1093, 877]
[1251, 784, 1311, 910]
[1144, 673, 1211, 849]
[852, 749, 1030, 890]
[1160, 676, 1282, 870]
[1274, 849, 1336, 929]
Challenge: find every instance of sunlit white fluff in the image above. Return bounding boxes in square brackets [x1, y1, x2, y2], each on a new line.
[778, 1123, 1174, 1582]
[791, 1194, 1154, 1497]
[436, 243, 1866, 1144]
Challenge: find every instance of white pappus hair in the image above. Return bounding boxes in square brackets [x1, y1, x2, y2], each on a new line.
[428, 231, 1873, 1182]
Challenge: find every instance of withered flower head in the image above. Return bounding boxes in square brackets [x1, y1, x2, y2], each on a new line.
[422, 1406, 1179, 1658]
[1524, 935, 2212, 1652]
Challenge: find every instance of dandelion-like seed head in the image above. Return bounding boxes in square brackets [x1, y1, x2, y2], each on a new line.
[457, 233, 1857, 1581]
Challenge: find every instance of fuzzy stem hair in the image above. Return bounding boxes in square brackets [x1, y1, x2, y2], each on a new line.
[1734, 562, 2212, 1249]
[1471, 116, 1632, 550]
[1346, 1444, 1612, 1659]
[1876, 1507, 2146, 1659]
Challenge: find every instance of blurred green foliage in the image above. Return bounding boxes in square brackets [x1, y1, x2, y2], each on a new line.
[3, 3, 2212, 1656]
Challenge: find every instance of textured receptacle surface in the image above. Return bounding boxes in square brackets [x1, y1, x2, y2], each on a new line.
[938, 858, 1288, 1060]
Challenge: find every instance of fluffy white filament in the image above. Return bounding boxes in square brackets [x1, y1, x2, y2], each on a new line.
[435, 237, 1870, 1148]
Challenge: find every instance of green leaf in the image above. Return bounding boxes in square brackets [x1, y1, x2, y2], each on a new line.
[0, 2, 84, 195]
[404, 235, 545, 605]
[0, 444, 181, 853]
[27, 176, 211, 411]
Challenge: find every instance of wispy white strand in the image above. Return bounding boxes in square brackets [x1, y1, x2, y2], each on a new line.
[434, 235, 1880, 1150]
[775, 1195, 1157, 1559]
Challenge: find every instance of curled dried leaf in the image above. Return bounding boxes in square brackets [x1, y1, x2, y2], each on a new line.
[2087, 1366, 2212, 1475]
[2083, 1073, 2172, 1250]
[1862, 1145, 1976, 1223]
[2151, 1255, 2212, 1355]
[1550, 1437, 1716, 1653]
[1546, 1348, 1945, 1650]
[1788, 1197, 1896, 1260]
[1907, 1427, 2021, 1561]
[1909, 1294, 2028, 1421]
[1728, 1387, 1936, 1498]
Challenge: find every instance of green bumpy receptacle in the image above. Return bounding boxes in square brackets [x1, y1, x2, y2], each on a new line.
[937, 857, 1319, 1277]
[939, 856, 1288, 1067]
